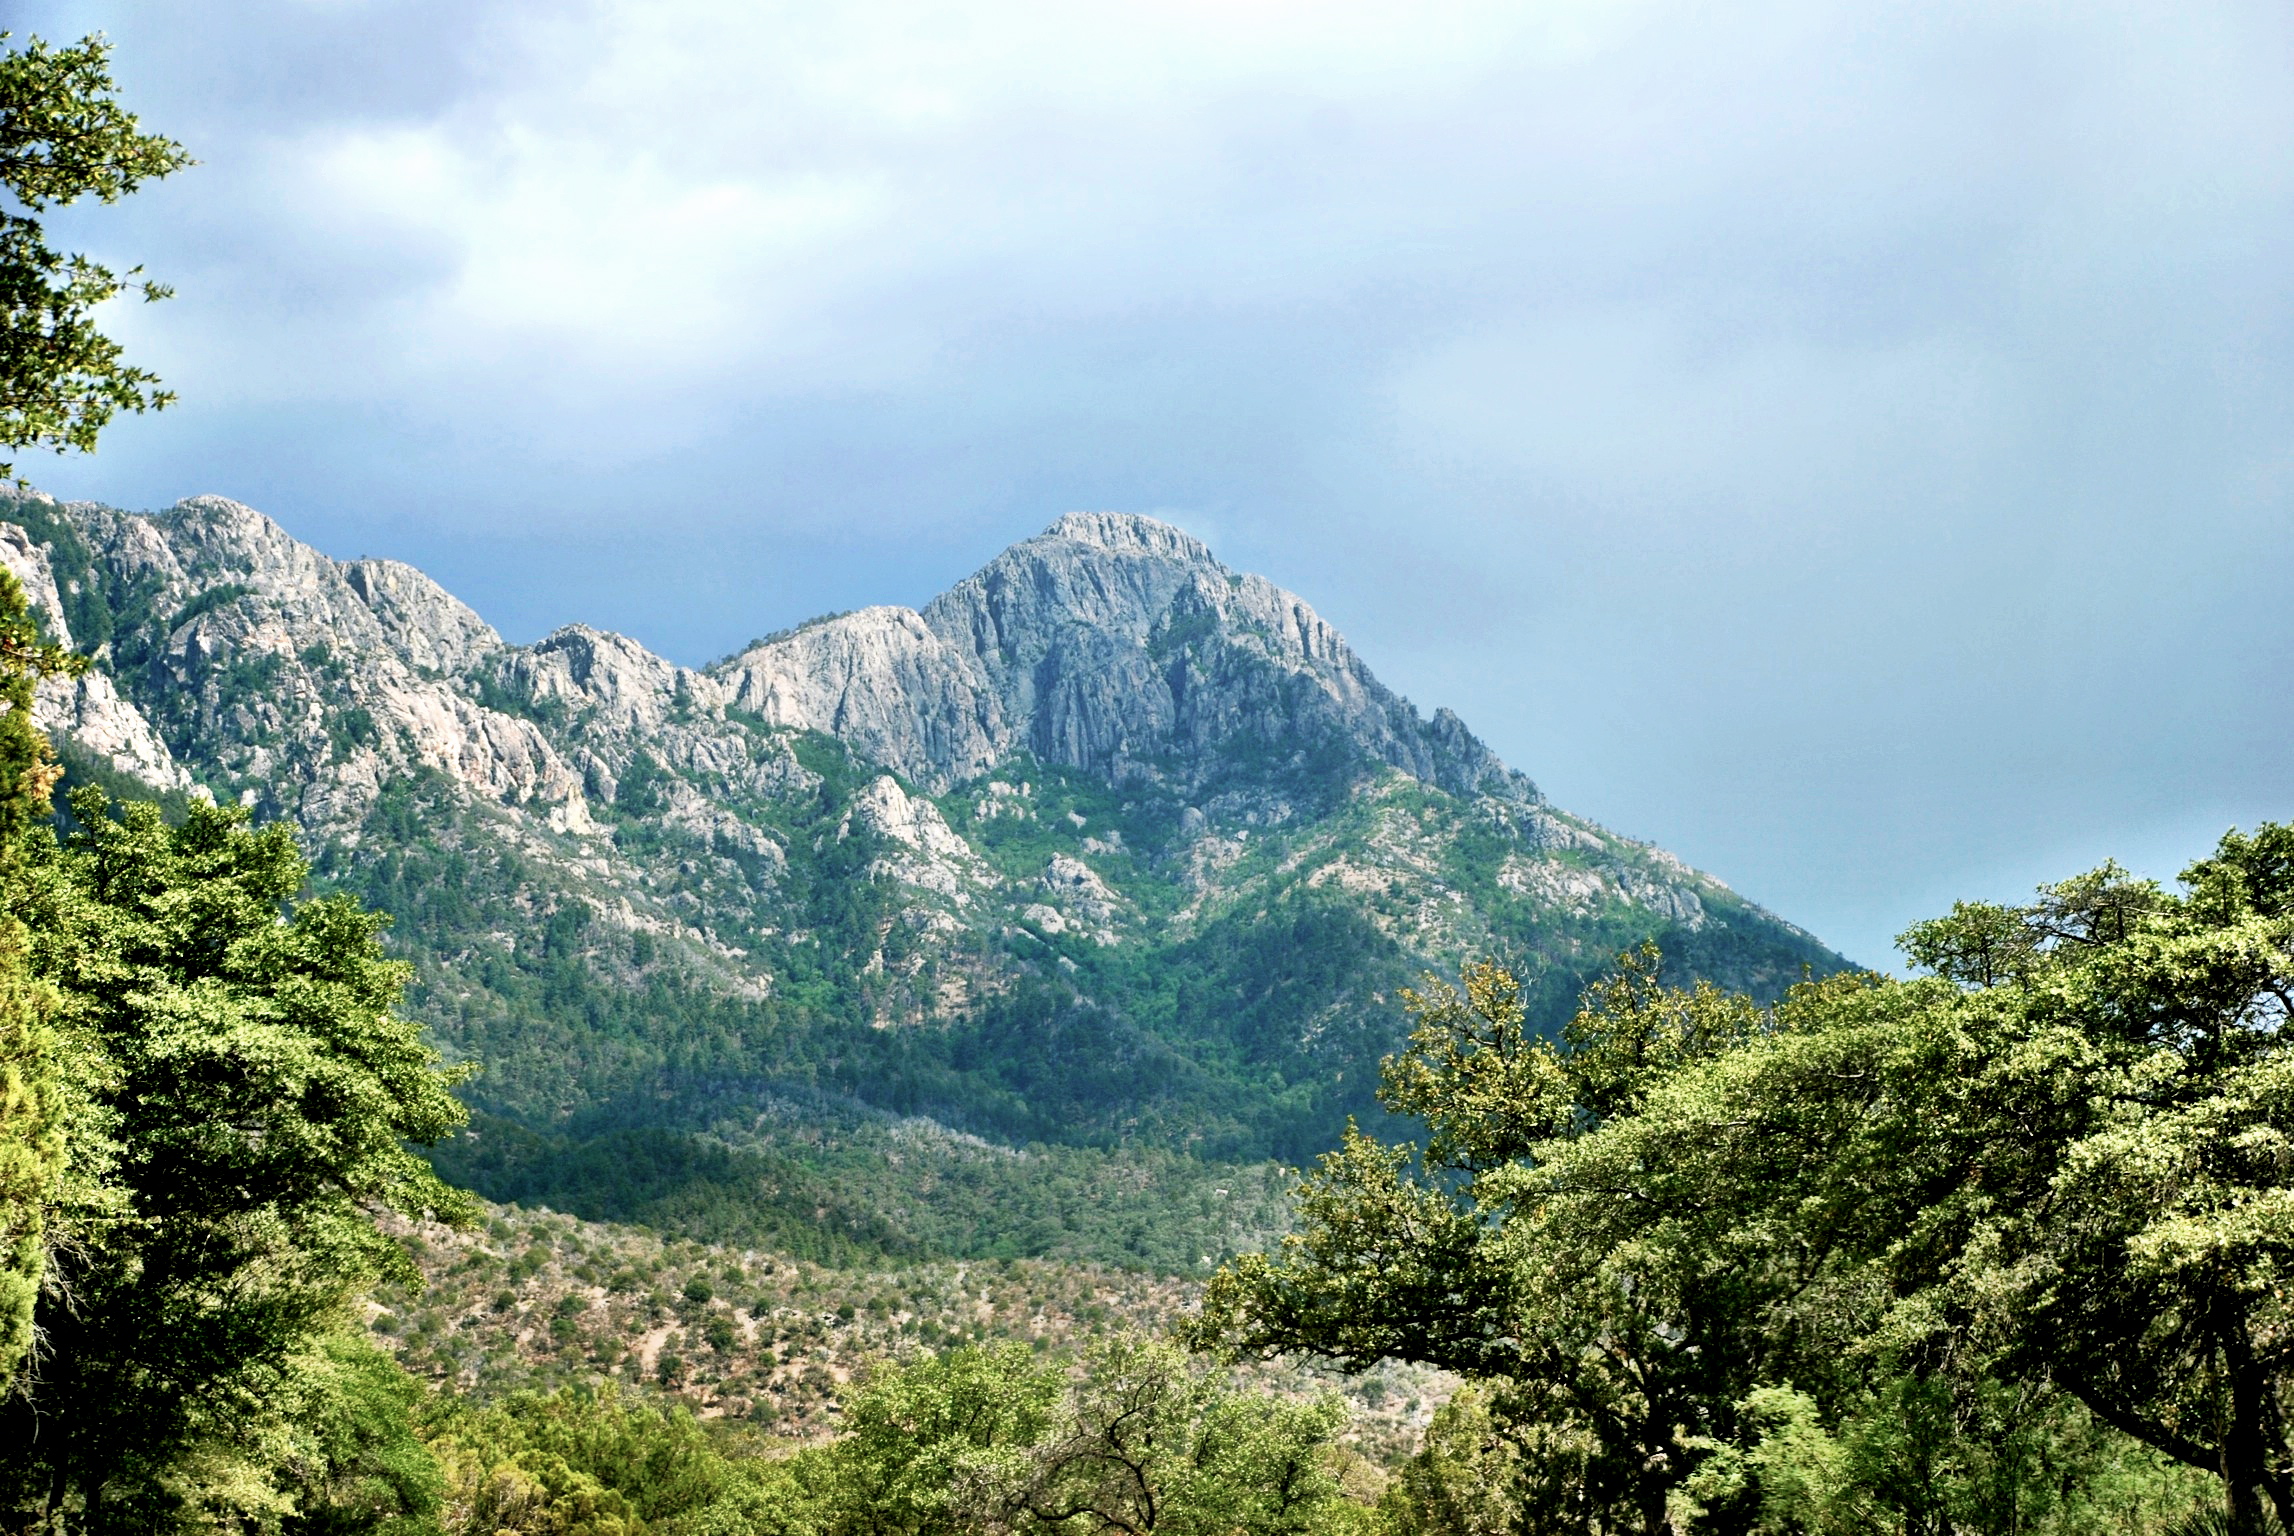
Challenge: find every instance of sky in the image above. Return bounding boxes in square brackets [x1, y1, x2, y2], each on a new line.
[9, 0, 2292, 968]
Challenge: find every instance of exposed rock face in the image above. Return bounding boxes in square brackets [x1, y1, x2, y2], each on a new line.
[841, 775, 988, 903]
[717, 607, 999, 787]
[0, 520, 191, 792]
[0, 484, 1832, 1076]
[3, 491, 595, 829]
[133, 495, 501, 671]
[502, 624, 721, 736]
[712, 513, 1536, 800]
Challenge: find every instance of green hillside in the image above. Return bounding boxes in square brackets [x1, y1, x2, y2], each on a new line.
[3, 488, 1842, 1269]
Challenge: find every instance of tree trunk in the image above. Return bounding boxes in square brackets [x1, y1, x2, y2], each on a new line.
[2223, 1340, 2276, 1536]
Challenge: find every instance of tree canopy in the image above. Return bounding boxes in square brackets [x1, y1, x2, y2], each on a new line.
[1198, 831, 2294, 1534]
[0, 790, 473, 1532]
[0, 22, 180, 1395]
[0, 30, 186, 479]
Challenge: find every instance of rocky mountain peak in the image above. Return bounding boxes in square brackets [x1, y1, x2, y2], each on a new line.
[917, 510, 1535, 803]
[694, 509, 1540, 802]
[0, 484, 1839, 1174]
[1034, 511, 1217, 565]
[506, 624, 719, 735]
[712, 607, 1001, 787]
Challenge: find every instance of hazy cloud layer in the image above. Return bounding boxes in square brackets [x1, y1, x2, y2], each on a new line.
[16, 0, 2294, 965]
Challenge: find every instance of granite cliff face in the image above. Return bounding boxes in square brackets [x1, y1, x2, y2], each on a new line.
[0, 521, 190, 793]
[0, 484, 1837, 1173]
[716, 512, 1530, 802]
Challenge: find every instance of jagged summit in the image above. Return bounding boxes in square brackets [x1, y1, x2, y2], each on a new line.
[0, 480, 1838, 1182]
[1033, 510, 1217, 563]
[705, 506, 1536, 802]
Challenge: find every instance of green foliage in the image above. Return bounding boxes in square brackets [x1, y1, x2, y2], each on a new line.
[469, 666, 571, 729]
[166, 579, 254, 632]
[283, 1336, 449, 1536]
[0, 486, 112, 645]
[0, 789, 475, 1532]
[783, 1339, 1363, 1536]
[1195, 821, 2294, 1535]
[333, 742, 1826, 1273]
[0, 563, 70, 1392]
[427, 1113, 1290, 1275]
[411, 1338, 1364, 1536]
[1016, 1336, 1361, 1536]
[0, 31, 188, 478]
[428, 1120, 914, 1266]
[48, 731, 194, 829]
[613, 752, 672, 818]
[824, 1343, 1064, 1534]
[1682, 1379, 2207, 1536]
[330, 704, 382, 761]
[1374, 1387, 1525, 1536]
[425, 1381, 785, 1536]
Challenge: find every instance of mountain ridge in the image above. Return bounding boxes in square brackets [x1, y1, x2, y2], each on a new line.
[0, 483, 1837, 1264]
[710, 509, 1534, 803]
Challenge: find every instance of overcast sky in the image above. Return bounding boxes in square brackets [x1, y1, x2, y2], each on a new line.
[12, 0, 2292, 967]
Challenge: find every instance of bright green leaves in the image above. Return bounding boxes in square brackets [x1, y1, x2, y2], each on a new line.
[0, 564, 66, 1392]
[0, 34, 187, 209]
[1017, 1336, 1356, 1536]
[826, 1341, 1063, 1535]
[419, 1341, 1362, 1536]
[0, 30, 188, 477]
[821, 1338, 1358, 1536]
[0, 789, 474, 1530]
[1200, 825, 2294, 1533]
[1194, 1124, 1509, 1379]
[1378, 960, 1565, 1173]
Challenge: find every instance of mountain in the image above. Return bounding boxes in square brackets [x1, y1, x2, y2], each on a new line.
[0, 487, 1840, 1266]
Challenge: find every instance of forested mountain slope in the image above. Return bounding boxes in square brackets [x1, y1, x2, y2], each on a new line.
[0, 486, 1841, 1265]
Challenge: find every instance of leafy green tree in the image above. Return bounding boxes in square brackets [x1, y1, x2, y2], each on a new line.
[0, 789, 473, 1533]
[281, 1336, 448, 1536]
[1375, 1386, 1528, 1536]
[1888, 831, 2294, 1535]
[0, 30, 187, 478]
[1018, 1336, 1357, 1536]
[1198, 871, 2283, 1536]
[0, 20, 178, 1397]
[824, 1342, 1064, 1536]
[0, 562, 74, 1391]
[425, 1381, 772, 1536]
[1193, 954, 1773, 1533]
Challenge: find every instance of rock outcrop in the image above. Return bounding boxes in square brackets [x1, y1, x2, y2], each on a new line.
[0, 484, 1830, 1067]
[708, 512, 1536, 802]
[717, 607, 1000, 787]
[0, 519, 191, 792]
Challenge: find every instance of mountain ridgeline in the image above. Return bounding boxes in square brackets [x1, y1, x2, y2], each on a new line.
[0, 488, 1840, 1268]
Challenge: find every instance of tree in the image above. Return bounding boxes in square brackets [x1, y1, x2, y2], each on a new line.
[0, 30, 187, 479]
[0, 789, 473, 1533]
[1193, 954, 1777, 1534]
[825, 1342, 1064, 1536]
[1194, 865, 2279, 1536]
[1890, 832, 2294, 1535]
[427, 1380, 765, 1536]
[0, 559, 80, 1392]
[280, 1336, 447, 1536]
[799, 1338, 1363, 1536]
[1376, 1386, 1529, 1536]
[1018, 1337, 1356, 1536]
[0, 22, 180, 1399]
